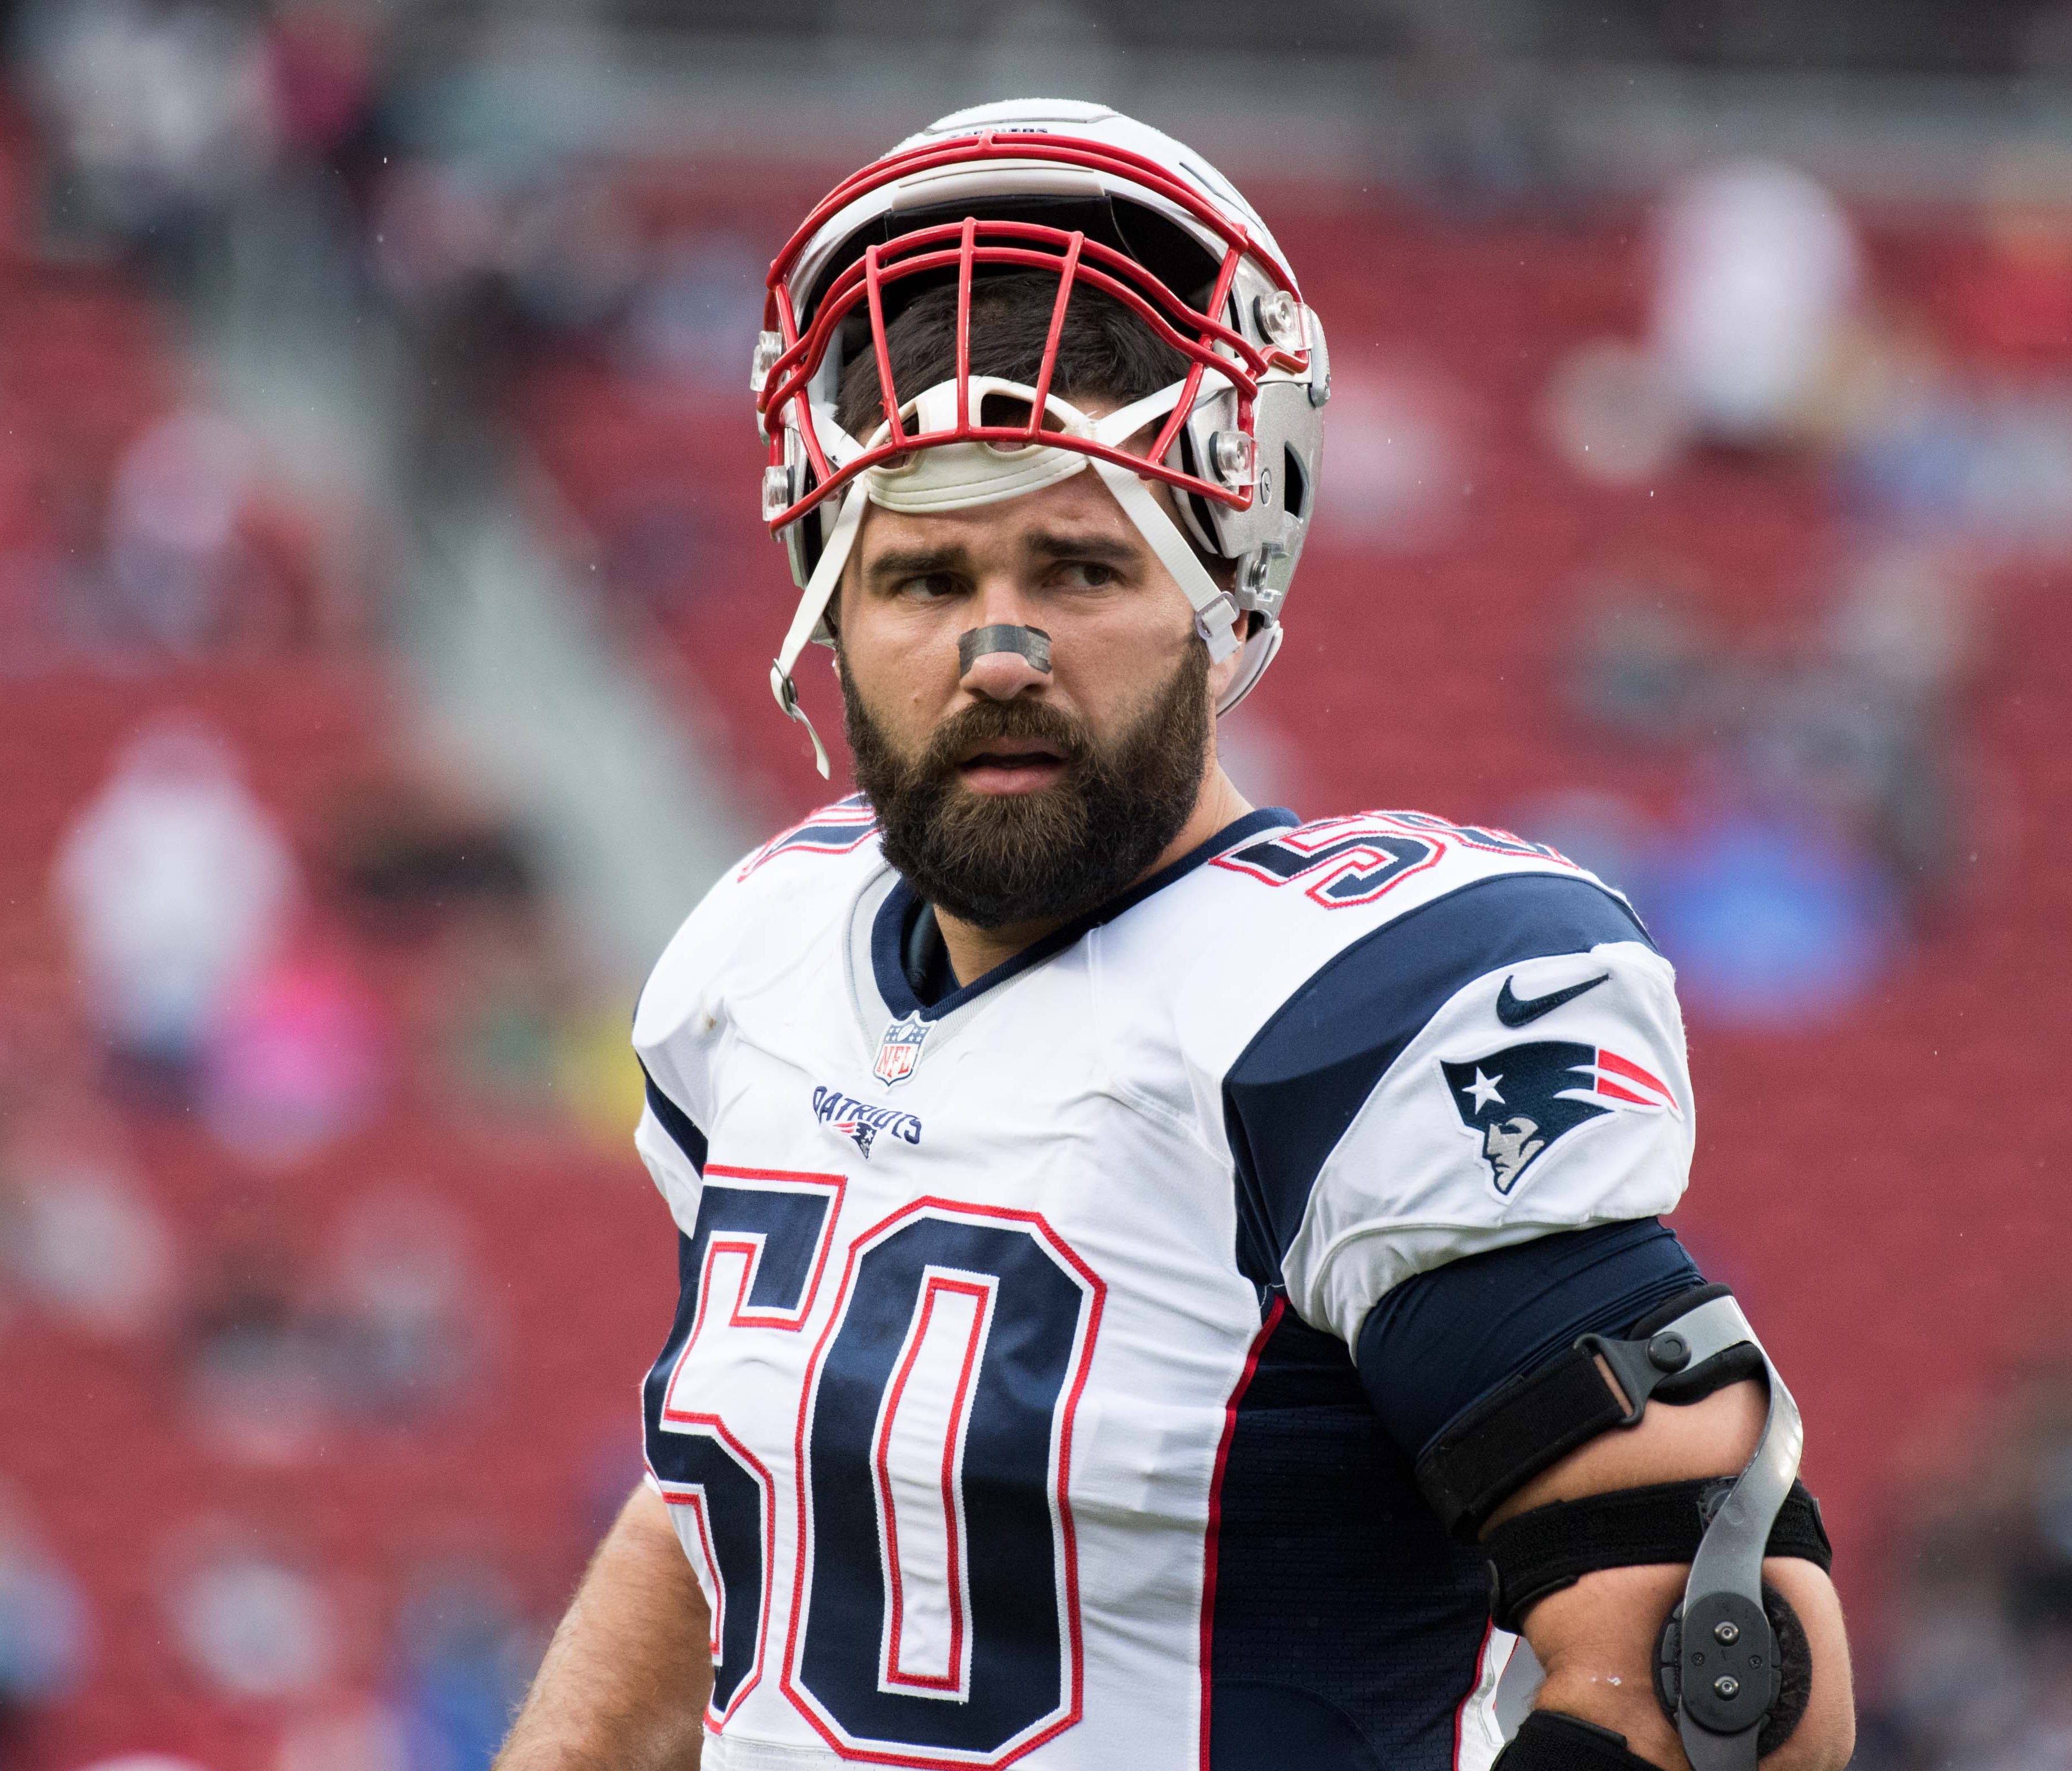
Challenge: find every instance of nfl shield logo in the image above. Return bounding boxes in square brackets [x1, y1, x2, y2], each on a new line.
[873, 1012, 931, 1087]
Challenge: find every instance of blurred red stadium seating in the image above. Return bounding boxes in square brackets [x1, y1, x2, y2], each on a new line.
[0, 665, 677, 1768]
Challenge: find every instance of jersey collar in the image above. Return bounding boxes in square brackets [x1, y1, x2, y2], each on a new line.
[871, 805, 1300, 1023]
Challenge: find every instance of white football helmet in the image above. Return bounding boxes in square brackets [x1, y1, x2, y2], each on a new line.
[753, 98, 1330, 775]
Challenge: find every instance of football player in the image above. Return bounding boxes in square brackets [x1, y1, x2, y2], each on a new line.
[497, 102, 1855, 1771]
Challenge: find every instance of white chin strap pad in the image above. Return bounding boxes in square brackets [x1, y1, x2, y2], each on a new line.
[770, 376, 1243, 778]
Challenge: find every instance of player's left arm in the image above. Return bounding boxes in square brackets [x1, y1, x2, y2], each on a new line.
[1352, 1226, 1856, 1771]
[1484, 1376, 1854, 1769]
[1224, 865, 1857, 1769]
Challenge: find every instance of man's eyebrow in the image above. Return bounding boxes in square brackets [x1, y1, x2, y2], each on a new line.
[1024, 529, 1140, 564]
[860, 529, 1141, 582]
[861, 543, 966, 582]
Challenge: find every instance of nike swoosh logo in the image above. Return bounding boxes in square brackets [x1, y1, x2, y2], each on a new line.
[1496, 971, 1610, 1026]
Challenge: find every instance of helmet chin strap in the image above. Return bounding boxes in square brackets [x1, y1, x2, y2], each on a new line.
[769, 484, 865, 778]
[769, 377, 1243, 779]
[1087, 456, 1240, 657]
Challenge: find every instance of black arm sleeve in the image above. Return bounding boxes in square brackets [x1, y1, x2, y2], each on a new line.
[1354, 1217, 1704, 1464]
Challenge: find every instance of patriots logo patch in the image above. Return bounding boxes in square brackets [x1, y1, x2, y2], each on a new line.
[1442, 1041, 1679, 1194]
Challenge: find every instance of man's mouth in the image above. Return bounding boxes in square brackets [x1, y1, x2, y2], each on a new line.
[956, 738, 1068, 796]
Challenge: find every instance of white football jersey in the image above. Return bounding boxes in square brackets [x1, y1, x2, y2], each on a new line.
[631, 802, 1692, 1771]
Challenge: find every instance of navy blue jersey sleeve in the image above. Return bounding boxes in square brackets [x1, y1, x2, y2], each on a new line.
[1221, 869, 1692, 1343]
[1353, 1217, 1703, 1462]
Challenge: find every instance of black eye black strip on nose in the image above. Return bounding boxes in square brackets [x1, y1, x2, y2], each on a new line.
[958, 624, 1053, 676]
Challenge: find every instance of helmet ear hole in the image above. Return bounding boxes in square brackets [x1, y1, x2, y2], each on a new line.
[1282, 445, 1309, 521]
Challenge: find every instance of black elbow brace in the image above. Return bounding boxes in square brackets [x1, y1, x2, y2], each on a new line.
[1483, 1475, 1832, 1634]
[1417, 1284, 1829, 1771]
[1481, 1472, 1829, 1760]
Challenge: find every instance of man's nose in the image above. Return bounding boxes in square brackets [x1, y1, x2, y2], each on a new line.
[958, 583, 1049, 702]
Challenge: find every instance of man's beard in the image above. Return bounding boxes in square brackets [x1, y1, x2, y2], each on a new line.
[842, 641, 1212, 930]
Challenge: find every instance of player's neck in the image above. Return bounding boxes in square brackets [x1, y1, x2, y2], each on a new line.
[932, 765, 1254, 987]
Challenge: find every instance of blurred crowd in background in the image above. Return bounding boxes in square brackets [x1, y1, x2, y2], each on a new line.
[1, 2, 2071, 1769]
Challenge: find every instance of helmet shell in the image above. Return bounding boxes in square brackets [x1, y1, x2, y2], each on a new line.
[757, 98, 1329, 715]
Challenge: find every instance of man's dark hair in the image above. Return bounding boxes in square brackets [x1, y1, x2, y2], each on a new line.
[834, 272, 1190, 439]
